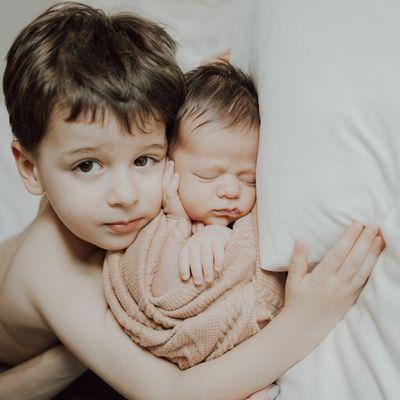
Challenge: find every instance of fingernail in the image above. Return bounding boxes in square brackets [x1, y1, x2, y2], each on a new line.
[373, 236, 384, 251]
[351, 222, 364, 233]
[294, 241, 304, 253]
[267, 385, 280, 399]
[181, 273, 190, 281]
[366, 224, 378, 235]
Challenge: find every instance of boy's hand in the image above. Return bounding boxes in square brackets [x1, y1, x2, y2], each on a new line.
[162, 160, 190, 221]
[179, 225, 232, 285]
[283, 222, 385, 343]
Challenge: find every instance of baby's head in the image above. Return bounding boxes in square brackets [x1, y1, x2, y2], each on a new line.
[3, 3, 184, 250]
[168, 61, 260, 226]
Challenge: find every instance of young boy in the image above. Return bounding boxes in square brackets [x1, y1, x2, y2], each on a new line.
[0, 2, 384, 400]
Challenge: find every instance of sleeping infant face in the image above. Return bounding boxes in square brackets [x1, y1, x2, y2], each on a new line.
[170, 117, 258, 226]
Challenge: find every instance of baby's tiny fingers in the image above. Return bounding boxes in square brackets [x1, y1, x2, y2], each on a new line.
[162, 160, 174, 190]
[212, 241, 225, 272]
[201, 244, 214, 283]
[190, 245, 204, 286]
[165, 173, 180, 200]
[179, 247, 190, 281]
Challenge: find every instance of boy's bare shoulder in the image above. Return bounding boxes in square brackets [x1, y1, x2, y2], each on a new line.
[0, 204, 106, 364]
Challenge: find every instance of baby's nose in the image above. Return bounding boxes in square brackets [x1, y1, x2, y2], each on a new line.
[217, 178, 240, 199]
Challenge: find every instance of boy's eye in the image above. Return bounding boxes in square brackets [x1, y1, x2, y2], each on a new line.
[134, 156, 154, 167]
[74, 160, 101, 175]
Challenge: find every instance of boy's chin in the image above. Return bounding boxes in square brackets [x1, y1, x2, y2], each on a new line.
[95, 231, 141, 251]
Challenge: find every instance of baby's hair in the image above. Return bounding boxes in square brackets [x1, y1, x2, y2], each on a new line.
[3, 1, 184, 155]
[168, 60, 259, 152]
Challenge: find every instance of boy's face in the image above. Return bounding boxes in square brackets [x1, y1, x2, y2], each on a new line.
[171, 118, 258, 226]
[34, 110, 167, 250]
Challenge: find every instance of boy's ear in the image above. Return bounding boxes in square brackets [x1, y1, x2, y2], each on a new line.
[11, 139, 44, 196]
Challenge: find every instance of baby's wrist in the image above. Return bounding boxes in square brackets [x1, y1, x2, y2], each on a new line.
[166, 216, 192, 241]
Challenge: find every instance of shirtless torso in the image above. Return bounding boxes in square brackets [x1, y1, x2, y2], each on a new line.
[0, 202, 105, 366]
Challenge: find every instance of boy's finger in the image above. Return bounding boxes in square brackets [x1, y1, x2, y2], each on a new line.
[317, 222, 364, 275]
[335, 224, 379, 281]
[212, 241, 225, 272]
[287, 241, 309, 284]
[201, 244, 214, 283]
[178, 247, 190, 281]
[349, 235, 384, 291]
[190, 245, 203, 285]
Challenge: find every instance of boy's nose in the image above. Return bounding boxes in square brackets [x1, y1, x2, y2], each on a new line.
[216, 178, 240, 199]
[107, 172, 139, 208]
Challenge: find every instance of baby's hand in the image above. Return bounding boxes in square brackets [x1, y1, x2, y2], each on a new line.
[179, 225, 232, 285]
[162, 160, 190, 221]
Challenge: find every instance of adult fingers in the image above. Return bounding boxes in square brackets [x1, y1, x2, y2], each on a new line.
[316, 222, 364, 276]
[336, 224, 379, 282]
[286, 241, 309, 285]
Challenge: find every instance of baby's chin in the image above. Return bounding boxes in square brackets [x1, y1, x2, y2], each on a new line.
[197, 214, 236, 227]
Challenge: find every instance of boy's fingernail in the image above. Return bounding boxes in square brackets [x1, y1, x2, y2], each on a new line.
[366, 224, 378, 235]
[294, 241, 304, 253]
[267, 385, 280, 399]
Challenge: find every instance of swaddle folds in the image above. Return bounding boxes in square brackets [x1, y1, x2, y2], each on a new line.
[104, 207, 285, 369]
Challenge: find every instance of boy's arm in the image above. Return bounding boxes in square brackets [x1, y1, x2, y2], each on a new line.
[29, 223, 382, 400]
[0, 345, 86, 400]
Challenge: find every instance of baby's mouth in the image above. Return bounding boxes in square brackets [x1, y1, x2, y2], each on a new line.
[212, 209, 241, 218]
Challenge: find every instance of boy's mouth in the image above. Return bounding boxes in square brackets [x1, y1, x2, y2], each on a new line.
[106, 218, 142, 234]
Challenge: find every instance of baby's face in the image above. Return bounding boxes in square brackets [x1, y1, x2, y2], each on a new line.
[171, 119, 258, 226]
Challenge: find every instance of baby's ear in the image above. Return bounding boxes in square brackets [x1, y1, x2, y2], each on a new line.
[11, 139, 44, 196]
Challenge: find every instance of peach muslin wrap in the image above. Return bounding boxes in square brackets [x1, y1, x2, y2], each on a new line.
[103, 207, 285, 369]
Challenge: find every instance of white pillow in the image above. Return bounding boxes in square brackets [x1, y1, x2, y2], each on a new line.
[232, 0, 400, 270]
[232, 0, 400, 398]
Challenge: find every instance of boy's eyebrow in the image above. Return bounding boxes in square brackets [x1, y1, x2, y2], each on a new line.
[62, 146, 99, 156]
[141, 143, 167, 151]
[62, 142, 166, 156]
